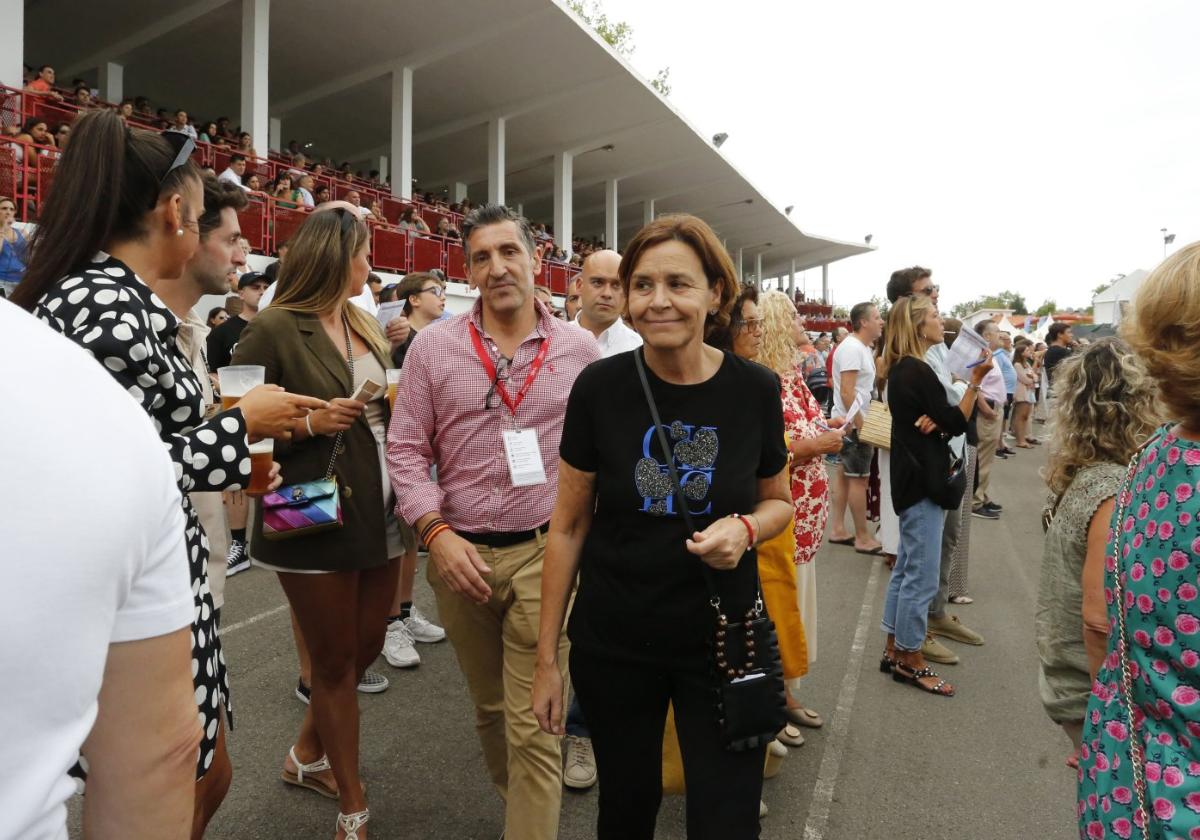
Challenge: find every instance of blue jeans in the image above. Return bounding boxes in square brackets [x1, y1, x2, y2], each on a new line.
[566, 693, 590, 738]
[881, 498, 945, 651]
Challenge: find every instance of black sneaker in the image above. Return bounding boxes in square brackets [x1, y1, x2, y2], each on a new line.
[995, 451, 1009, 460]
[984, 501, 1003, 513]
[226, 540, 250, 576]
[971, 506, 1000, 520]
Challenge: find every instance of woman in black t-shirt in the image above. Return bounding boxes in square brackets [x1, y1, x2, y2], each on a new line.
[532, 216, 793, 840]
[878, 295, 990, 698]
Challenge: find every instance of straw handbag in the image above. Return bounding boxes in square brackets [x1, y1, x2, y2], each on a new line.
[858, 400, 892, 450]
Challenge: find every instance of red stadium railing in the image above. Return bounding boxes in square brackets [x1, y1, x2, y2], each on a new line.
[1, 88, 584, 290]
[1, 85, 467, 230]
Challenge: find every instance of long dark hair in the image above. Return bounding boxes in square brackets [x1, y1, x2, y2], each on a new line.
[12, 110, 201, 310]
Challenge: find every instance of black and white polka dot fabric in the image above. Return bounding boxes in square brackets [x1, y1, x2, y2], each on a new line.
[35, 253, 249, 780]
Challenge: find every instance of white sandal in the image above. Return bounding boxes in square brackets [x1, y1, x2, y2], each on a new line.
[281, 746, 337, 799]
[337, 808, 369, 840]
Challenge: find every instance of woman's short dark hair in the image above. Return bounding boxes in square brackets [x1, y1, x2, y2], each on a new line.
[12, 110, 201, 310]
[207, 306, 227, 324]
[706, 285, 759, 352]
[20, 117, 46, 135]
[619, 214, 740, 340]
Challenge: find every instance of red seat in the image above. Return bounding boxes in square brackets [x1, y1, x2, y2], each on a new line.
[548, 264, 571, 295]
[35, 154, 58, 214]
[372, 227, 409, 273]
[237, 197, 267, 253]
[446, 241, 467, 282]
[272, 204, 309, 250]
[411, 235, 445, 273]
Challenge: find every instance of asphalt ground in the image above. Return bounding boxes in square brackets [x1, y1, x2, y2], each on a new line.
[71, 436, 1077, 839]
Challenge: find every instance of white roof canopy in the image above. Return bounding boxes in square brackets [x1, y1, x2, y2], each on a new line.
[25, 0, 870, 276]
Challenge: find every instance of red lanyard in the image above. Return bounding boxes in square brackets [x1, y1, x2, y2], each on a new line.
[468, 320, 551, 414]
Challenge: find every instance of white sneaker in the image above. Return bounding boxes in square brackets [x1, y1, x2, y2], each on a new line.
[404, 606, 446, 643]
[563, 735, 597, 790]
[383, 621, 421, 668]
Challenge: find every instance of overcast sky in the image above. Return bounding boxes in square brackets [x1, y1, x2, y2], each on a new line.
[597, 0, 1199, 312]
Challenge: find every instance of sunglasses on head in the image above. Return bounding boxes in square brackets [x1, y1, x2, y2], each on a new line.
[158, 131, 196, 186]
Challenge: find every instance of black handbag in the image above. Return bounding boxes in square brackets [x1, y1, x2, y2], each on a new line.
[634, 350, 787, 752]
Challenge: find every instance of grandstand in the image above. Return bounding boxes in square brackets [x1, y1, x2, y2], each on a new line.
[3, 0, 868, 305]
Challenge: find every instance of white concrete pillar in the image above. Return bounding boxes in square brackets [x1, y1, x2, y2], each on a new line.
[735, 248, 744, 283]
[642, 198, 655, 227]
[821, 263, 830, 304]
[788, 259, 796, 296]
[487, 117, 506, 205]
[98, 62, 123, 104]
[553, 151, 574, 256]
[376, 156, 388, 183]
[0, 0, 22, 90]
[453, 182, 468, 203]
[240, 0, 270, 159]
[390, 66, 413, 200]
[268, 117, 281, 153]
[515, 203, 524, 218]
[755, 253, 763, 287]
[604, 179, 618, 249]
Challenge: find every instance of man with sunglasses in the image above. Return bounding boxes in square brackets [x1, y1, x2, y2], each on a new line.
[388, 204, 600, 840]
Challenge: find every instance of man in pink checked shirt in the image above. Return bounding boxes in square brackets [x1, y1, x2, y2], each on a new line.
[387, 204, 600, 840]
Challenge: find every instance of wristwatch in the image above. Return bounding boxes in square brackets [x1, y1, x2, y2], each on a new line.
[967, 383, 982, 392]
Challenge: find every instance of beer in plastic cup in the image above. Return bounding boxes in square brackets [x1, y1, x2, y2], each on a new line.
[246, 438, 275, 496]
[386, 369, 402, 411]
[218, 365, 265, 410]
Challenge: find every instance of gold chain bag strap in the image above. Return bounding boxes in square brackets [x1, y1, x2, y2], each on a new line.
[1108, 444, 1152, 839]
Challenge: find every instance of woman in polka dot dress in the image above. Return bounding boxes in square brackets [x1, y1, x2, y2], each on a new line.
[1076, 245, 1200, 840]
[11, 111, 323, 836]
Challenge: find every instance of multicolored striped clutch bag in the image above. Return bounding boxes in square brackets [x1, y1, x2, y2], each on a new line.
[262, 479, 343, 541]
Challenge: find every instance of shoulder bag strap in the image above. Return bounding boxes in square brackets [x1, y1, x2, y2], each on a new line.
[322, 313, 355, 481]
[1109, 443, 1154, 840]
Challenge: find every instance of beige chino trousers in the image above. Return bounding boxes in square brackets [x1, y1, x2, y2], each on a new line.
[429, 531, 570, 840]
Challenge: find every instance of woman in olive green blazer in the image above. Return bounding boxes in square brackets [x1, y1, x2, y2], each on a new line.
[231, 208, 396, 839]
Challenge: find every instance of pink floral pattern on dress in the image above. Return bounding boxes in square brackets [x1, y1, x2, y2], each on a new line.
[781, 368, 829, 565]
[1078, 425, 1200, 838]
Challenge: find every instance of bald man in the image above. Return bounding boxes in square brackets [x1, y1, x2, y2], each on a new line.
[572, 249, 642, 358]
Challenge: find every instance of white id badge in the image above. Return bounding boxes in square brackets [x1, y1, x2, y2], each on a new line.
[502, 428, 547, 487]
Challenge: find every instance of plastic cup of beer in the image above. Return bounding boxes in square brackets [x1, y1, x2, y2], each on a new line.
[218, 365, 265, 410]
[386, 369, 402, 411]
[245, 438, 275, 496]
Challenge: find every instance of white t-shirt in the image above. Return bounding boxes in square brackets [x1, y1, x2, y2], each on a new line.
[572, 312, 643, 358]
[831, 333, 876, 420]
[0, 303, 193, 840]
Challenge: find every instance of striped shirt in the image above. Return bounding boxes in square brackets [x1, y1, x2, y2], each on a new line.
[387, 298, 601, 533]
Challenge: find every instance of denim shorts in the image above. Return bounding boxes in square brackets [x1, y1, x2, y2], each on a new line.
[840, 432, 874, 478]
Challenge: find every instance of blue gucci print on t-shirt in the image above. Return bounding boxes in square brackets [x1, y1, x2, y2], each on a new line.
[635, 420, 719, 517]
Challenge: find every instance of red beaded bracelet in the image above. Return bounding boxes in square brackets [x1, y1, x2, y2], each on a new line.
[730, 513, 757, 546]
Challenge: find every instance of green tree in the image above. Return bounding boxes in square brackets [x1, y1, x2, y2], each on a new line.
[566, 0, 635, 55]
[1035, 299, 1058, 316]
[651, 67, 672, 97]
[567, 0, 672, 97]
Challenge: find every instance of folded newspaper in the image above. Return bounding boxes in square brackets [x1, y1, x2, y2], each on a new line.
[946, 326, 989, 381]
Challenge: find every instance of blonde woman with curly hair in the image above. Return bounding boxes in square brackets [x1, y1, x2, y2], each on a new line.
[1076, 245, 1200, 839]
[757, 290, 846, 726]
[1035, 338, 1161, 758]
